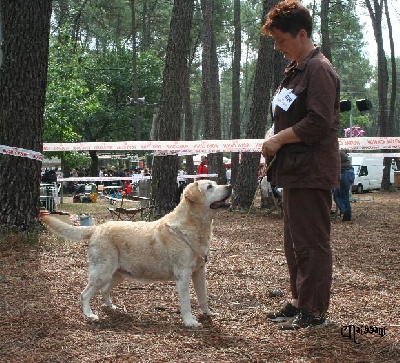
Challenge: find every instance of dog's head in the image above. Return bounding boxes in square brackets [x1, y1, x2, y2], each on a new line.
[183, 180, 232, 210]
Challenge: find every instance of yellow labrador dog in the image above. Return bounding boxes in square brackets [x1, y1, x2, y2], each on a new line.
[42, 180, 232, 328]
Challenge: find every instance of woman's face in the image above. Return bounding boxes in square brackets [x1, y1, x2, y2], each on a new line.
[269, 27, 306, 62]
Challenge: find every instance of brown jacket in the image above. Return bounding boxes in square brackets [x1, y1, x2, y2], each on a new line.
[272, 48, 340, 190]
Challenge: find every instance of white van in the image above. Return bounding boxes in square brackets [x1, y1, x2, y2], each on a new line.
[348, 153, 395, 193]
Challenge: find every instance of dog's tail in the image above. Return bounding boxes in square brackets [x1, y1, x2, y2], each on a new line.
[42, 215, 96, 241]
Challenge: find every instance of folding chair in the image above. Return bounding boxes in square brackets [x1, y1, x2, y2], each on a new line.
[107, 194, 144, 221]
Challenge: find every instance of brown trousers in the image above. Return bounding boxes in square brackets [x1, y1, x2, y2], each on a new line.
[282, 188, 333, 313]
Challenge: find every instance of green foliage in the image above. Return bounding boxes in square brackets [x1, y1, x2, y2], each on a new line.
[339, 109, 373, 138]
[311, 0, 376, 136]
[44, 16, 164, 171]
[47, 0, 394, 147]
[65, 152, 92, 169]
[45, 30, 163, 144]
[240, 0, 263, 49]
[362, 58, 400, 136]
[44, 33, 100, 144]
[312, 0, 373, 93]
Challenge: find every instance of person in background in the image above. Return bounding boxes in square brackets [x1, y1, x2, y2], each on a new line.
[177, 168, 186, 185]
[196, 156, 208, 180]
[333, 151, 355, 221]
[226, 166, 231, 184]
[67, 168, 79, 193]
[108, 166, 118, 187]
[71, 168, 78, 178]
[98, 166, 106, 185]
[132, 168, 143, 183]
[117, 166, 126, 187]
[98, 166, 105, 178]
[261, 0, 340, 330]
[176, 168, 187, 204]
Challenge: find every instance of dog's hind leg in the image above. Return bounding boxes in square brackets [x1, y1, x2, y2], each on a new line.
[82, 243, 119, 320]
[192, 266, 212, 316]
[81, 280, 102, 320]
[176, 270, 201, 328]
[100, 271, 125, 310]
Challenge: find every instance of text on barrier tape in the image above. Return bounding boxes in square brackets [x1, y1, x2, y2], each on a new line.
[0, 145, 43, 161]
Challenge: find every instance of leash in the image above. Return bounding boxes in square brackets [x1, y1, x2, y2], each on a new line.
[248, 154, 276, 214]
[169, 226, 208, 263]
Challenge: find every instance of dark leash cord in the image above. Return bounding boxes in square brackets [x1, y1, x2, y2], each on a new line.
[248, 154, 276, 214]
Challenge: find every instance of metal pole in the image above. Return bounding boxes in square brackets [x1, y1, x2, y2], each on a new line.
[349, 96, 353, 137]
[130, 0, 140, 141]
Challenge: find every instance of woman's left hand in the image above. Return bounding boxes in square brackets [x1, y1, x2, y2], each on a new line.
[262, 135, 282, 157]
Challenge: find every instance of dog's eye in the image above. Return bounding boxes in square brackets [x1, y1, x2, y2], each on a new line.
[207, 184, 213, 189]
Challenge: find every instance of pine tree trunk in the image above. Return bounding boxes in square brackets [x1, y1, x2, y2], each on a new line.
[381, 0, 397, 190]
[365, 0, 390, 190]
[200, 0, 226, 184]
[320, 0, 332, 62]
[0, 0, 52, 231]
[183, 57, 195, 176]
[230, 0, 241, 187]
[151, 0, 194, 216]
[231, 0, 280, 209]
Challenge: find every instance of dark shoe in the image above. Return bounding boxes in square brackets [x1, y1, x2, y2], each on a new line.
[278, 310, 327, 330]
[342, 210, 351, 221]
[267, 303, 300, 322]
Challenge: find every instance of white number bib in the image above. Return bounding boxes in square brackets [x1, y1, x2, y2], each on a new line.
[274, 87, 297, 112]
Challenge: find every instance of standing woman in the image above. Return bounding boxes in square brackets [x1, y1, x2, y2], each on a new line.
[261, 0, 340, 330]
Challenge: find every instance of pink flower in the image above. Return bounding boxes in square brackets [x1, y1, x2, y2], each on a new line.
[344, 127, 365, 137]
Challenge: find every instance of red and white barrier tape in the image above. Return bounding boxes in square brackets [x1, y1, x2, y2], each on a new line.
[0, 145, 43, 161]
[57, 174, 217, 182]
[58, 176, 152, 182]
[2, 137, 400, 162]
[43, 137, 400, 153]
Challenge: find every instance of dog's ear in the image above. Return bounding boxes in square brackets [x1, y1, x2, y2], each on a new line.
[183, 182, 204, 203]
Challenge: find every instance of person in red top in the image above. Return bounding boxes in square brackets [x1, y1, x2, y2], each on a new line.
[196, 156, 208, 180]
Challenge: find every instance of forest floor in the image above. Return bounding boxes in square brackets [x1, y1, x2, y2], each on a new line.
[0, 191, 399, 362]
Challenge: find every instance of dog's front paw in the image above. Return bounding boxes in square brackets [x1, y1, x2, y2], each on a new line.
[183, 316, 202, 328]
[85, 313, 99, 321]
[202, 308, 213, 316]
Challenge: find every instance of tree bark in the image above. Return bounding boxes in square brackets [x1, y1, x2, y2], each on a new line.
[183, 53, 195, 177]
[200, 0, 226, 184]
[151, 0, 194, 216]
[381, 0, 396, 189]
[230, 0, 241, 187]
[365, 0, 390, 190]
[320, 0, 332, 62]
[0, 0, 52, 231]
[231, 0, 281, 209]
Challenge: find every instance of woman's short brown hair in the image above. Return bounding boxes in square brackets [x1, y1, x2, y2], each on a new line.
[261, 0, 313, 38]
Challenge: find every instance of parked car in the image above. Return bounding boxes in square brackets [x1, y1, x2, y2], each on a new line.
[349, 153, 395, 193]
